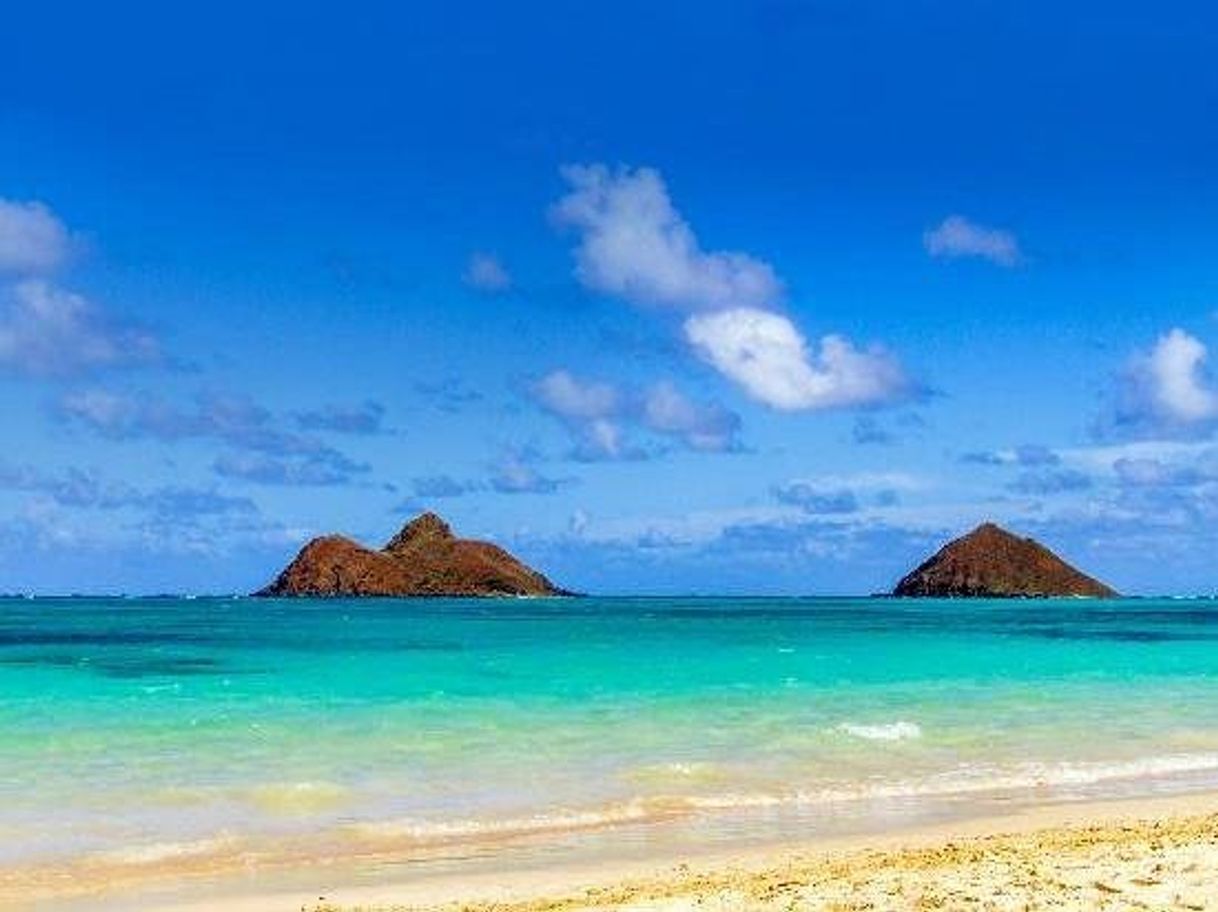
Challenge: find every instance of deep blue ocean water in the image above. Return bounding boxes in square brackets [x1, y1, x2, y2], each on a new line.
[4, 595, 1218, 879]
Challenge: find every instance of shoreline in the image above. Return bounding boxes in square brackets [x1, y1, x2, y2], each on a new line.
[40, 789, 1218, 912]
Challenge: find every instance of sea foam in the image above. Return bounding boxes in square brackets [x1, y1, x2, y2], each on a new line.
[836, 721, 923, 741]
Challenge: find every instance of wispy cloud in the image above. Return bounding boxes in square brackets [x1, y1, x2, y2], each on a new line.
[413, 378, 484, 413]
[294, 400, 387, 435]
[0, 198, 72, 275]
[463, 251, 513, 293]
[1007, 468, 1092, 495]
[0, 200, 164, 379]
[58, 389, 371, 486]
[530, 369, 741, 459]
[0, 459, 257, 518]
[852, 416, 893, 445]
[924, 215, 1022, 267]
[212, 451, 366, 486]
[0, 280, 161, 377]
[1112, 452, 1218, 488]
[412, 475, 478, 499]
[489, 450, 568, 494]
[961, 444, 1061, 467]
[772, 481, 860, 514]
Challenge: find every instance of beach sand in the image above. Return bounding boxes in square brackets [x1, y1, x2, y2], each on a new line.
[51, 791, 1214, 912]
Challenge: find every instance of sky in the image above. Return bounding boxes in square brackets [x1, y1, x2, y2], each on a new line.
[2, 0, 1217, 595]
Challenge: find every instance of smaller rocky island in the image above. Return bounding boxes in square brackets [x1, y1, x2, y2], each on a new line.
[894, 522, 1117, 598]
[255, 512, 567, 598]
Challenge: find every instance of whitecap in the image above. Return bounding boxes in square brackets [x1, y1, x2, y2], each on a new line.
[836, 720, 923, 741]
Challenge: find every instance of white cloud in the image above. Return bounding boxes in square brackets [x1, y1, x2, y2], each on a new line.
[533, 369, 620, 419]
[683, 307, 910, 411]
[1116, 329, 1218, 432]
[463, 251, 512, 292]
[924, 215, 1021, 267]
[551, 163, 913, 412]
[0, 280, 160, 377]
[532, 370, 627, 459]
[552, 164, 781, 311]
[0, 199, 71, 275]
[0, 201, 162, 379]
[531, 369, 740, 457]
[1140, 329, 1218, 423]
[490, 452, 565, 494]
[642, 381, 740, 452]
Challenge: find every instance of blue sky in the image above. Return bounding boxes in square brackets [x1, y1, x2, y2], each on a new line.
[2, 0, 1217, 594]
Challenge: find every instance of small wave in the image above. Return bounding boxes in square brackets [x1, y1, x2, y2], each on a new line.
[836, 721, 923, 741]
[692, 752, 1218, 809]
[346, 752, 1218, 848]
[349, 799, 671, 843]
[89, 837, 233, 866]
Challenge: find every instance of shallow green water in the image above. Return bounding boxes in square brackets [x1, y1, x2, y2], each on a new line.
[4, 596, 1218, 867]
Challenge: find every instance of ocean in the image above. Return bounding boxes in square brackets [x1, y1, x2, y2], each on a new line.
[5, 595, 1218, 900]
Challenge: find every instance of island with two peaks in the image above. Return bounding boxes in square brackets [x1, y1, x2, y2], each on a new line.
[893, 521, 1117, 598]
[256, 514, 1116, 600]
[255, 512, 570, 598]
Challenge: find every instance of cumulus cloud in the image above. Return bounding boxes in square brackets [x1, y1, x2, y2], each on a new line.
[924, 215, 1021, 267]
[532, 370, 628, 459]
[553, 164, 781, 311]
[530, 369, 741, 458]
[0, 199, 71, 275]
[533, 369, 621, 421]
[463, 252, 513, 293]
[1116, 329, 1218, 432]
[551, 163, 913, 413]
[0, 280, 160, 377]
[683, 308, 910, 411]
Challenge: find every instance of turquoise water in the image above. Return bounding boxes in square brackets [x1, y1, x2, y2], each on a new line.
[4, 595, 1218, 880]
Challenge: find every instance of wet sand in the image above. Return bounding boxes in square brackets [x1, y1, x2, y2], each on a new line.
[62, 790, 1218, 912]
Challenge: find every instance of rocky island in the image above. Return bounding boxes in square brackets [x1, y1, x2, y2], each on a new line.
[894, 522, 1117, 598]
[255, 512, 567, 597]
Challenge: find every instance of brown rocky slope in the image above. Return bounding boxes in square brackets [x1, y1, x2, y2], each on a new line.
[894, 522, 1117, 598]
[255, 512, 568, 597]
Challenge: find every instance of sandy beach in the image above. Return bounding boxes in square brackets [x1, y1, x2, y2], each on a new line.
[27, 791, 1207, 912]
[304, 794, 1218, 912]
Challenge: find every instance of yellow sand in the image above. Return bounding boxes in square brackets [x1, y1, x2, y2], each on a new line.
[308, 795, 1218, 912]
[17, 792, 1218, 911]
